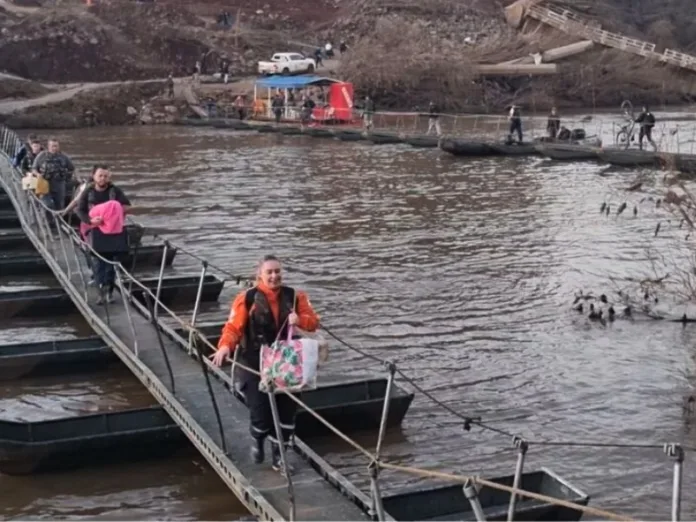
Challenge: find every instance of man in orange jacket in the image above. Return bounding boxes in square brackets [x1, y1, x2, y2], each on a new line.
[212, 254, 319, 473]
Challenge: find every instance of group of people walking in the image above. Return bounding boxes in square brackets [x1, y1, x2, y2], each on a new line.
[13, 132, 318, 477]
[509, 103, 658, 150]
[14, 135, 132, 304]
[8, 97, 660, 480]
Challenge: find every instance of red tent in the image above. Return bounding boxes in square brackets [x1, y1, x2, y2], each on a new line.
[312, 82, 355, 123]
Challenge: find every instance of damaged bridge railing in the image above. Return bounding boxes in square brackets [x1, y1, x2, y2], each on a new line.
[0, 124, 684, 522]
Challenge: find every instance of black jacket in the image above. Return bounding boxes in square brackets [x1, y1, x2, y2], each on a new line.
[76, 183, 131, 253]
[238, 286, 296, 371]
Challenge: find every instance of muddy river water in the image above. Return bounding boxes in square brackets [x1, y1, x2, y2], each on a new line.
[3, 117, 696, 519]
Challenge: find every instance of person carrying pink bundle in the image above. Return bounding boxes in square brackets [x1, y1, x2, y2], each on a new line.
[76, 165, 131, 305]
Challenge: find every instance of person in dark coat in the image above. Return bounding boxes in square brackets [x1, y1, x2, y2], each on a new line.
[20, 139, 43, 174]
[12, 133, 38, 171]
[507, 105, 523, 144]
[31, 138, 74, 211]
[547, 107, 560, 140]
[76, 165, 131, 304]
[635, 105, 657, 151]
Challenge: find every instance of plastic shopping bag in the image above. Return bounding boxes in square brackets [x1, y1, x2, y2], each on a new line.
[295, 326, 329, 365]
[259, 326, 319, 392]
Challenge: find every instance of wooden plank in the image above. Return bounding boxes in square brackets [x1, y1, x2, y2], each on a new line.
[501, 40, 594, 65]
[475, 63, 558, 75]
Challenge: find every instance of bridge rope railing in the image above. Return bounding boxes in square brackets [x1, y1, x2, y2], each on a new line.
[0, 124, 682, 522]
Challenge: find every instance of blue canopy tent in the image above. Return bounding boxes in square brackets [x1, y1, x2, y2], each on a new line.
[255, 74, 339, 89]
[253, 75, 341, 120]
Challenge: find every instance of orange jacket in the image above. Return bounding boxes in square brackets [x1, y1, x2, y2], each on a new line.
[217, 282, 320, 351]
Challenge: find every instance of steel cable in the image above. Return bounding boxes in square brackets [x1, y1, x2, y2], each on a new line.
[0, 130, 674, 521]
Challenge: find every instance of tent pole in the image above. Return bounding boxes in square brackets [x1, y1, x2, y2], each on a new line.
[284, 88, 289, 120]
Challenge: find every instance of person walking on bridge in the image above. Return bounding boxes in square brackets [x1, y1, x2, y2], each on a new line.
[19, 138, 43, 175]
[31, 138, 75, 211]
[507, 104, 523, 144]
[547, 106, 560, 140]
[635, 105, 657, 151]
[211, 255, 320, 474]
[12, 133, 38, 172]
[76, 166, 132, 304]
[426, 101, 441, 136]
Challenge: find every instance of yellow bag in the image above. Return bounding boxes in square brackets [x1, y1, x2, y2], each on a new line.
[34, 176, 49, 196]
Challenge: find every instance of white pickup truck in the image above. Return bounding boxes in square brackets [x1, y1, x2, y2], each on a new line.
[258, 53, 316, 76]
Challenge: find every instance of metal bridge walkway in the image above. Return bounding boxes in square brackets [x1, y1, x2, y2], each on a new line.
[505, 0, 696, 72]
[0, 134, 372, 521]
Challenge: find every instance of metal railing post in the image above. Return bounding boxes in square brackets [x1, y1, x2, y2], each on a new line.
[154, 240, 169, 319]
[32, 197, 50, 246]
[141, 292, 176, 394]
[463, 479, 487, 522]
[188, 261, 207, 355]
[116, 269, 140, 357]
[664, 443, 684, 521]
[268, 382, 296, 521]
[230, 346, 240, 393]
[55, 217, 72, 277]
[68, 233, 89, 299]
[370, 361, 395, 520]
[506, 436, 528, 521]
[376, 362, 395, 456]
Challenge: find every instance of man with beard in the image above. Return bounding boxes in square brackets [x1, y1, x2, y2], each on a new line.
[76, 165, 131, 304]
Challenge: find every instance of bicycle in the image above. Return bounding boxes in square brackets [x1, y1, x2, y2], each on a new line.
[615, 100, 637, 149]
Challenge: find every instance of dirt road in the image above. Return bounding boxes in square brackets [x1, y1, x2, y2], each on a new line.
[0, 78, 180, 115]
[0, 56, 341, 116]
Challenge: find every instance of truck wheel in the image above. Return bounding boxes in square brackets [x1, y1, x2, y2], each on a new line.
[307, 64, 315, 73]
[282, 68, 290, 75]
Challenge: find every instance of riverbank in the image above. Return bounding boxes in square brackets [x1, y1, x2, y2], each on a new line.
[0, 76, 692, 131]
[1, 0, 695, 125]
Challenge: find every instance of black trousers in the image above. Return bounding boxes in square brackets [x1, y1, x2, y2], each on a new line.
[508, 119, 523, 143]
[92, 252, 122, 293]
[639, 126, 655, 149]
[239, 369, 297, 444]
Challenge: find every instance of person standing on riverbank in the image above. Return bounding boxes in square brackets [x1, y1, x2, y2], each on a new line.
[211, 255, 320, 474]
[636, 106, 657, 151]
[76, 166, 131, 305]
[31, 138, 75, 211]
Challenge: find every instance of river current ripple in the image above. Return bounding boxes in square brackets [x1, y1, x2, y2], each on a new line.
[10, 124, 696, 519]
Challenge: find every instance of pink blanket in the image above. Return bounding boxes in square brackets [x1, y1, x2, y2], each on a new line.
[87, 200, 125, 236]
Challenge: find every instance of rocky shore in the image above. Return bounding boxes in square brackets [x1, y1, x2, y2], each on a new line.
[0, 0, 694, 128]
